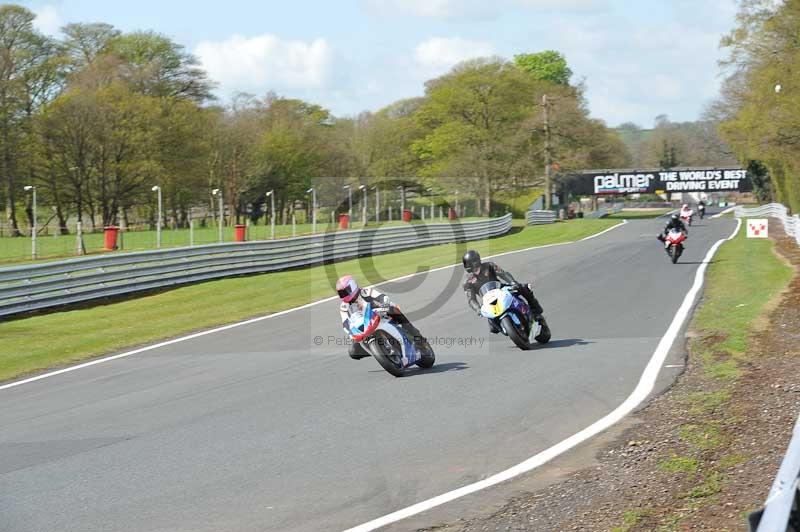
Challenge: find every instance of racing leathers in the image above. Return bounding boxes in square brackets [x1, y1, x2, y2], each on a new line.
[658, 217, 688, 250]
[339, 287, 425, 360]
[463, 262, 544, 332]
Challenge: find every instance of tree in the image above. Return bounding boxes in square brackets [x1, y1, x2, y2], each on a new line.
[514, 51, 572, 86]
[107, 31, 215, 102]
[0, 5, 57, 235]
[61, 22, 120, 69]
[715, 0, 800, 211]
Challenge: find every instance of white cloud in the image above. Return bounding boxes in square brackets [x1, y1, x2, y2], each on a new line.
[414, 37, 495, 72]
[33, 5, 62, 35]
[362, 0, 608, 19]
[513, 0, 609, 11]
[195, 34, 333, 96]
[362, 0, 494, 19]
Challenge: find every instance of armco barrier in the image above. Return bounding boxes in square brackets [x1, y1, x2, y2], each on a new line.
[526, 210, 556, 225]
[749, 413, 800, 530]
[735, 203, 800, 246]
[0, 215, 512, 317]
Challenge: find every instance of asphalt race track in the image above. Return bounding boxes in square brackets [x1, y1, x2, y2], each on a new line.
[1, 211, 736, 532]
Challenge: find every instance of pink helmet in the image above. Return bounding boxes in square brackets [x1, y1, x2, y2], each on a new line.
[336, 275, 359, 303]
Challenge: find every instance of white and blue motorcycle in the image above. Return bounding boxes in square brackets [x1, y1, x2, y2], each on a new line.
[479, 281, 551, 350]
[348, 303, 435, 377]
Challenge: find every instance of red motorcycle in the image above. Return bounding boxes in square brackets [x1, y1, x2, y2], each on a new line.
[664, 229, 687, 264]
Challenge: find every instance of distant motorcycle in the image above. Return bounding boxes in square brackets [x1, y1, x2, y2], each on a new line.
[698, 204, 706, 219]
[479, 281, 550, 350]
[665, 229, 687, 264]
[680, 209, 693, 226]
[348, 302, 434, 377]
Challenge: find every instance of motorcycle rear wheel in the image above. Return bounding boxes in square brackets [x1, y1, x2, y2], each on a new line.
[416, 339, 436, 369]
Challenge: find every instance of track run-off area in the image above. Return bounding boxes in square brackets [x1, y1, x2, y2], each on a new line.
[1, 211, 737, 532]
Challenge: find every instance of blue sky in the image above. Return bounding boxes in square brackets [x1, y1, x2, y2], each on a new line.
[23, 0, 738, 127]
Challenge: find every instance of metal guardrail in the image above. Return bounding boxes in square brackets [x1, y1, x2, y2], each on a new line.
[0, 215, 512, 317]
[735, 203, 800, 246]
[526, 210, 557, 225]
[749, 413, 800, 531]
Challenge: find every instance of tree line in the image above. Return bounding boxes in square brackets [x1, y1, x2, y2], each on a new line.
[0, 4, 632, 236]
[710, 0, 800, 210]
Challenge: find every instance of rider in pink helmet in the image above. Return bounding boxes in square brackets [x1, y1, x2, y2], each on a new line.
[336, 275, 359, 303]
[335, 275, 426, 360]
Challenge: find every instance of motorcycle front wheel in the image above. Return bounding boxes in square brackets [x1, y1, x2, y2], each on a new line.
[502, 314, 532, 350]
[368, 332, 405, 377]
[671, 244, 681, 264]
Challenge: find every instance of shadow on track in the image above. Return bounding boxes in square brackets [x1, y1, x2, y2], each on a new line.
[543, 338, 593, 348]
[368, 361, 469, 376]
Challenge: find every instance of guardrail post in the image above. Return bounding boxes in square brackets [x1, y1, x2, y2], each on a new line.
[189, 219, 194, 247]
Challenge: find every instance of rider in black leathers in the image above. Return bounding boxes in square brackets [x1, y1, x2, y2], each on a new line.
[462, 250, 544, 333]
[657, 214, 688, 252]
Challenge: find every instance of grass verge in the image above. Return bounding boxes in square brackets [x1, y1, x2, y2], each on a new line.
[0, 218, 618, 383]
[606, 208, 672, 220]
[635, 223, 793, 524]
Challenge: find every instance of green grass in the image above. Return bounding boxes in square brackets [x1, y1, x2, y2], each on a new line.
[0, 218, 619, 383]
[687, 472, 722, 499]
[646, 223, 793, 520]
[690, 224, 793, 380]
[658, 454, 700, 474]
[685, 389, 731, 415]
[679, 423, 724, 451]
[612, 509, 649, 532]
[0, 217, 485, 265]
[606, 208, 672, 220]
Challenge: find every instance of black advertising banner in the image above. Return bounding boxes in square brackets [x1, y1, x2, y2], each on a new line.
[564, 167, 752, 195]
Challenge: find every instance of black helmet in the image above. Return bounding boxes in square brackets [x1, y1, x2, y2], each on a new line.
[671, 214, 679, 221]
[463, 250, 481, 272]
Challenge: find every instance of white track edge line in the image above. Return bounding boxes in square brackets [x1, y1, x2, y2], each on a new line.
[0, 221, 628, 392]
[342, 218, 741, 532]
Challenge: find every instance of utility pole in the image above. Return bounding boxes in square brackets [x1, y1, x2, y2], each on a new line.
[373, 186, 379, 223]
[152, 185, 162, 248]
[24, 186, 36, 259]
[359, 185, 367, 226]
[542, 94, 553, 210]
[266, 190, 275, 239]
[212, 188, 223, 243]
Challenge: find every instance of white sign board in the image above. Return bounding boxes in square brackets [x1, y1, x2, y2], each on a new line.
[746, 219, 768, 239]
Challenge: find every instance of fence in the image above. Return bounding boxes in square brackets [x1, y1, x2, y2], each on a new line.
[0, 215, 512, 318]
[526, 210, 557, 225]
[735, 203, 800, 246]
